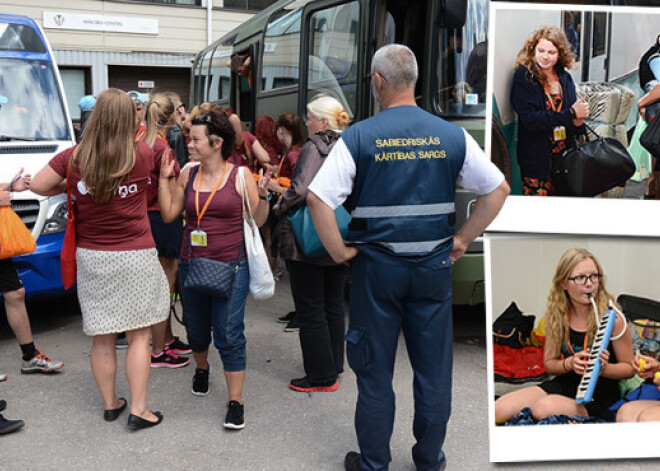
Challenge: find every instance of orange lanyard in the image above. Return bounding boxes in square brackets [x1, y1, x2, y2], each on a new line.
[195, 165, 230, 228]
[276, 150, 288, 176]
[543, 71, 562, 112]
[157, 132, 168, 144]
[564, 317, 589, 356]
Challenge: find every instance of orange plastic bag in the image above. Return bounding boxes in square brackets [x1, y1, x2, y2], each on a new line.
[0, 206, 36, 259]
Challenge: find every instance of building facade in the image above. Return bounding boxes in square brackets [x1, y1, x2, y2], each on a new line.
[0, 0, 269, 122]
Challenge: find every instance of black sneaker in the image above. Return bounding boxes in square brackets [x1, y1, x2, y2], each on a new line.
[344, 451, 363, 471]
[192, 367, 210, 396]
[0, 400, 6, 412]
[223, 400, 244, 430]
[277, 311, 295, 324]
[0, 415, 25, 435]
[290, 377, 338, 392]
[283, 316, 300, 332]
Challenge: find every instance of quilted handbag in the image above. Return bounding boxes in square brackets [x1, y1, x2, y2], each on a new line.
[184, 256, 238, 298]
[551, 123, 635, 197]
[640, 115, 660, 157]
[288, 204, 351, 258]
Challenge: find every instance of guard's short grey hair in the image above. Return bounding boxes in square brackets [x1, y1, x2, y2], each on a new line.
[371, 44, 418, 89]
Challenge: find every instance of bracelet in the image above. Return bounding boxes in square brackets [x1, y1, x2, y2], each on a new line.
[563, 358, 569, 373]
[259, 194, 267, 200]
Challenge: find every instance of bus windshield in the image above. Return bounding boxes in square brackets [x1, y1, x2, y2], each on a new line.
[435, 0, 488, 118]
[0, 58, 69, 141]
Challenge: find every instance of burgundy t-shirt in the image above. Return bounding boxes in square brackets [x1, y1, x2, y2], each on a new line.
[180, 166, 244, 263]
[49, 143, 156, 251]
[146, 138, 180, 212]
[229, 132, 257, 169]
[279, 146, 300, 179]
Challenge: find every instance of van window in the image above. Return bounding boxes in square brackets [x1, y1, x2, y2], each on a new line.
[262, 9, 302, 92]
[0, 22, 46, 53]
[307, 1, 359, 117]
[435, 0, 488, 118]
[208, 46, 232, 103]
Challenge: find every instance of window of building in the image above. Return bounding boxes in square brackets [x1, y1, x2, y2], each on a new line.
[223, 0, 279, 10]
[60, 68, 89, 122]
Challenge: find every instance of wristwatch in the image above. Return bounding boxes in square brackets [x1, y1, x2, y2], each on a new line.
[569, 106, 576, 119]
[259, 194, 268, 201]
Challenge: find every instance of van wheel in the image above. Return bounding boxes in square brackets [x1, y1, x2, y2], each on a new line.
[491, 120, 511, 185]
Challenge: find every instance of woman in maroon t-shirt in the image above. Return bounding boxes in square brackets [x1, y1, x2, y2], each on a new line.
[31, 88, 169, 430]
[268, 112, 304, 196]
[141, 93, 190, 369]
[159, 110, 270, 429]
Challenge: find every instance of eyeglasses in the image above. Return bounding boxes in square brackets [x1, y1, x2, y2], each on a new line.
[568, 274, 602, 285]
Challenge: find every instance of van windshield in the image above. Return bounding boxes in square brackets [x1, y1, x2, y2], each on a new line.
[0, 58, 69, 141]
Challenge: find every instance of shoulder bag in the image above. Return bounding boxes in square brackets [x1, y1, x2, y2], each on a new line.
[238, 167, 275, 300]
[640, 115, 660, 157]
[288, 204, 351, 259]
[551, 122, 635, 197]
[0, 175, 36, 259]
[60, 157, 77, 289]
[182, 165, 240, 299]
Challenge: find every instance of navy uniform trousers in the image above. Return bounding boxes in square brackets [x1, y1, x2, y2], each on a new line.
[345, 245, 453, 471]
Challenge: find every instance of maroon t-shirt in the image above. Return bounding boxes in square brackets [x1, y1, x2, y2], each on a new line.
[49, 143, 156, 251]
[279, 146, 300, 179]
[180, 166, 244, 263]
[229, 132, 257, 169]
[146, 138, 180, 212]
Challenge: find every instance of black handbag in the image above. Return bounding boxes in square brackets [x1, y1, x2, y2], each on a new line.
[492, 302, 536, 349]
[551, 123, 635, 197]
[182, 165, 240, 298]
[640, 115, 660, 157]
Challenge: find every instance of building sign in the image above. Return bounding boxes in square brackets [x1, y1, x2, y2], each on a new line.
[43, 11, 158, 35]
[138, 81, 155, 88]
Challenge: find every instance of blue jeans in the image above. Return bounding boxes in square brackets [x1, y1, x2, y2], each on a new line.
[178, 257, 249, 372]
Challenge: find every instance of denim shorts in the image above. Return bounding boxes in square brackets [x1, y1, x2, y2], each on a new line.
[178, 257, 249, 372]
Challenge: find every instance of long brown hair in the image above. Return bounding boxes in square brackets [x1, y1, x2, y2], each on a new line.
[514, 26, 576, 87]
[545, 248, 619, 358]
[144, 93, 175, 148]
[74, 88, 137, 204]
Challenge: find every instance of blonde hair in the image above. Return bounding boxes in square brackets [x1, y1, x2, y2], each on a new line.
[74, 88, 137, 204]
[545, 248, 618, 358]
[307, 96, 350, 131]
[144, 93, 175, 148]
[514, 26, 576, 87]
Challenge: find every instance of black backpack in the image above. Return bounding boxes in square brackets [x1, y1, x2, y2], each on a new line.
[493, 302, 536, 349]
[639, 35, 660, 89]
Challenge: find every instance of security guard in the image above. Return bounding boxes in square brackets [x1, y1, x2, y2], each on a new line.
[308, 44, 510, 471]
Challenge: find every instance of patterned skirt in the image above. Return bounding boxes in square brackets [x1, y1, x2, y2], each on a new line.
[77, 247, 170, 336]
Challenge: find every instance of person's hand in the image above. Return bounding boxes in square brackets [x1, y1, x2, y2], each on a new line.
[272, 194, 285, 215]
[267, 180, 282, 193]
[654, 371, 660, 391]
[570, 350, 590, 375]
[0, 190, 10, 206]
[634, 354, 659, 379]
[257, 167, 272, 197]
[160, 150, 176, 179]
[8, 167, 31, 192]
[571, 96, 589, 120]
[598, 349, 610, 375]
[333, 244, 359, 266]
[450, 234, 468, 264]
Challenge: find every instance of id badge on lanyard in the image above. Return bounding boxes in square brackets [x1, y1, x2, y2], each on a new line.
[553, 126, 566, 141]
[190, 230, 208, 247]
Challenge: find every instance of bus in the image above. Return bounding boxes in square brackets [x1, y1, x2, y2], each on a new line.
[191, 0, 490, 305]
[0, 14, 76, 297]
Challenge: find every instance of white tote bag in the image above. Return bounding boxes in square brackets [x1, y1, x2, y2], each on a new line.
[238, 168, 275, 300]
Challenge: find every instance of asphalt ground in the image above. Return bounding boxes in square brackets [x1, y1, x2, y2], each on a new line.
[1, 254, 658, 470]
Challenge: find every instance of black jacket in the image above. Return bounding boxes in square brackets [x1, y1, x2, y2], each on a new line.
[510, 65, 584, 180]
[166, 123, 189, 169]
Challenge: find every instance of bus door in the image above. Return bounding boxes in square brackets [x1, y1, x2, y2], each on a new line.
[299, 0, 364, 122]
[582, 11, 611, 82]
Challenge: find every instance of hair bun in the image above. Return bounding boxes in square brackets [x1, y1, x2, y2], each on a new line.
[335, 110, 350, 127]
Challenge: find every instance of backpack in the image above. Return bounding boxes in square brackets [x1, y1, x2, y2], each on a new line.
[639, 35, 660, 89]
[492, 302, 536, 349]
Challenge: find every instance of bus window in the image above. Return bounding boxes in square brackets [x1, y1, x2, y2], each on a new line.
[208, 45, 232, 104]
[0, 58, 69, 140]
[198, 48, 214, 102]
[435, 0, 488, 117]
[307, 1, 359, 117]
[262, 8, 301, 92]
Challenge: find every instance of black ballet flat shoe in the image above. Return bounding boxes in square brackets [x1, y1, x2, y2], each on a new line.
[127, 411, 163, 431]
[103, 397, 127, 422]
